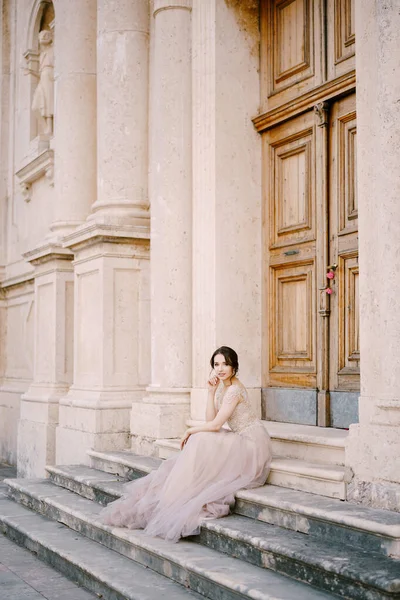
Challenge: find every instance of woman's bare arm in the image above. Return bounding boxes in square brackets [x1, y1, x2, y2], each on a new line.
[205, 389, 217, 421]
[180, 388, 241, 448]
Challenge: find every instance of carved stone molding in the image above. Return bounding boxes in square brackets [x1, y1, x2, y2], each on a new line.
[23, 242, 73, 267]
[62, 222, 150, 260]
[253, 71, 355, 132]
[16, 149, 54, 202]
[153, 0, 192, 17]
[314, 101, 329, 127]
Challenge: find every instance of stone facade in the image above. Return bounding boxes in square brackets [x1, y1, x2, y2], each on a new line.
[345, 0, 400, 511]
[0, 0, 399, 511]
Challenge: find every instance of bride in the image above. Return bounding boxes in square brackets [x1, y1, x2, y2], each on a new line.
[100, 346, 272, 542]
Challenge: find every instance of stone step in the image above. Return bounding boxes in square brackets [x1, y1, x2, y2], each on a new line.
[150, 440, 350, 500]
[185, 421, 347, 466]
[7, 478, 400, 600]
[3, 478, 339, 600]
[89, 449, 159, 477]
[263, 422, 347, 466]
[154, 438, 182, 459]
[0, 495, 203, 600]
[235, 484, 400, 560]
[268, 457, 350, 499]
[7, 477, 400, 600]
[46, 463, 400, 559]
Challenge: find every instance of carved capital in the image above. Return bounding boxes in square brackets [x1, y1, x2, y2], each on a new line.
[314, 101, 329, 127]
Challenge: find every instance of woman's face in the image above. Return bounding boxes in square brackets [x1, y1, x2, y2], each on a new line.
[213, 354, 234, 382]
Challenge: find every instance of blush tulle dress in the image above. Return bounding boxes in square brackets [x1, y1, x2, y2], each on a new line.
[100, 381, 272, 543]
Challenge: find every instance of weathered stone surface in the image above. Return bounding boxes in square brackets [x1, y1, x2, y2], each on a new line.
[0, 532, 97, 600]
[262, 388, 318, 426]
[91, 447, 350, 500]
[236, 485, 400, 559]
[88, 449, 160, 477]
[1, 480, 340, 600]
[47, 464, 126, 505]
[51, 457, 400, 558]
[345, 0, 400, 511]
[263, 422, 347, 466]
[4, 477, 400, 600]
[0, 497, 203, 600]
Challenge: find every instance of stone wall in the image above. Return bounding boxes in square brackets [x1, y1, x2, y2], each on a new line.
[345, 0, 400, 511]
[0, 0, 399, 513]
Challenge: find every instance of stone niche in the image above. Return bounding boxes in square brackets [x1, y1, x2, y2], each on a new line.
[17, 0, 55, 202]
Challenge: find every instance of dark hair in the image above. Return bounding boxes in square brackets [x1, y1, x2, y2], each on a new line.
[210, 346, 239, 375]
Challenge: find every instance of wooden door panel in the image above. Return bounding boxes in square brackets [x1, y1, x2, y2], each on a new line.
[334, 0, 355, 62]
[274, 0, 311, 86]
[261, 0, 323, 112]
[270, 261, 316, 386]
[269, 119, 316, 248]
[338, 111, 357, 232]
[339, 253, 360, 371]
[327, 0, 355, 80]
[329, 93, 359, 393]
[266, 111, 317, 390]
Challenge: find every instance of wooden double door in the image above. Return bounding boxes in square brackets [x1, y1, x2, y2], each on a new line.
[260, 0, 359, 427]
[264, 93, 359, 428]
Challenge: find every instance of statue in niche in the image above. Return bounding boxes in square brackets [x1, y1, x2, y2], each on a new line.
[25, 29, 54, 135]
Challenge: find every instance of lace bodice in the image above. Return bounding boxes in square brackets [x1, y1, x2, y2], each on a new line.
[216, 381, 259, 434]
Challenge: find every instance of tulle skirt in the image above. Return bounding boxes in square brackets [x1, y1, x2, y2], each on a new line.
[100, 422, 272, 543]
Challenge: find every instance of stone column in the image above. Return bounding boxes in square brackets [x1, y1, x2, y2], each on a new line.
[89, 0, 149, 228]
[190, 0, 262, 422]
[16, 0, 97, 475]
[346, 0, 400, 510]
[50, 0, 97, 239]
[0, 0, 10, 273]
[55, 1, 151, 465]
[130, 0, 193, 453]
[190, 0, 216, 420]
[18, 247, 74, 477]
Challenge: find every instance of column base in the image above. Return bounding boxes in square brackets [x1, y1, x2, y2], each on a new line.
[130, 389, 191, 455]
[56, 426, 130, 466]
[346, 405, 400, 512]
[18, 419, 57, 478]
[130, 435, 162, 457]
[46, 221, 84, 243]
[22, 383, 70, 404]
[56, 399, 131, 466]
[87, 202, 150, 230]
[17, 393, 61, 478]
[347, 476, 400, 513]
[0, 380, 29, 468]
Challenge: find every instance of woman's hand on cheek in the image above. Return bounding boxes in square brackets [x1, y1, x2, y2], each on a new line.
[207, 370, 219, 390]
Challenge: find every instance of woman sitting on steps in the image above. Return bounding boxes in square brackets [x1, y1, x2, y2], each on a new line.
[100, 346, 272, 543]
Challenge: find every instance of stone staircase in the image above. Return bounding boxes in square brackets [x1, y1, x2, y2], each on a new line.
[156, 422, 351, 500]
[0, 440, 400, 600]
